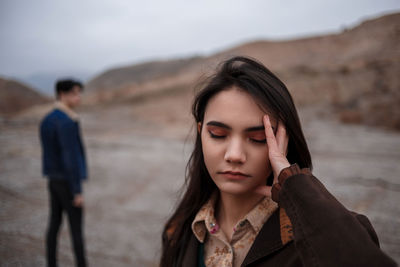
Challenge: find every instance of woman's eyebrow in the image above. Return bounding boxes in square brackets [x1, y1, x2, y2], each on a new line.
[246, 125, 276, 133]
[206, 121, 275, 132]
[245, 125, 265, 132]
[206, 121, 232, 129]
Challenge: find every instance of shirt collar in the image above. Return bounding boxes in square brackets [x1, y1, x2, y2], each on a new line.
[245, 197, 278, 234]
[191, 193, 218, 243]
[54, 101, 79, 121]
[191, 193, 278, 243]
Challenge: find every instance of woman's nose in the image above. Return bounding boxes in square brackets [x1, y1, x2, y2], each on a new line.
[224, 138, 246, 164]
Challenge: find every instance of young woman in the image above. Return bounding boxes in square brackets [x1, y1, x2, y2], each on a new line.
[160, 56, 396, 267]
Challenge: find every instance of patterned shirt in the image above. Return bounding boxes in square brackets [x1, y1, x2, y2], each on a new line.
[191, 194, 278, 267]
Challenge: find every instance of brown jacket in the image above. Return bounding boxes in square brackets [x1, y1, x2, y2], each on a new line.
[180, 169, 397, 266]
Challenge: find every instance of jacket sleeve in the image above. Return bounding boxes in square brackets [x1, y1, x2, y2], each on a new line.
[58, 120, 82, 195]
[277, 168, 397, 267]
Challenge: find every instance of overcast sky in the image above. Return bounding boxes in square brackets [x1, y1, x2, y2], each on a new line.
[0, 0, 399, 84]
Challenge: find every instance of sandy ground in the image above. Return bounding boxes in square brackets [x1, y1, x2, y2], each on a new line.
[0, 101, 399, 266]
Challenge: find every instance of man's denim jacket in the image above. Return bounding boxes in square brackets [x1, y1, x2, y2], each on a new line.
[40, 108, 87, 194]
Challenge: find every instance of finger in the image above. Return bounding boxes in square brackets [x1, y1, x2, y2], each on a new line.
[263, 115, 279, 152]
[275, 122, 289, 156]
[254, 185, 272, 197]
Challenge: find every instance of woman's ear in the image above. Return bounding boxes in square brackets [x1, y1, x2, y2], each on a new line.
[197, 122, 202, 134]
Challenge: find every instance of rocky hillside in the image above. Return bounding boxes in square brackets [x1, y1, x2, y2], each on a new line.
[0, 77, 50, 116]
[86, 12, 400, 130]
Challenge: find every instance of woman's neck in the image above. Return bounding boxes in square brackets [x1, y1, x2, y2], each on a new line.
[216, 191, 264, 241]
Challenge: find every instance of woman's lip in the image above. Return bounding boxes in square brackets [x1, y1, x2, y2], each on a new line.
[219, 171, 251, 179]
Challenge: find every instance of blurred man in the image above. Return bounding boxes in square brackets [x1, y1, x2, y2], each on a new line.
[40, 79, 87, 267]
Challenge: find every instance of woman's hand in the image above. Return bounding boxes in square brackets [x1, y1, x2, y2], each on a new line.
[255, 115, 290, 197]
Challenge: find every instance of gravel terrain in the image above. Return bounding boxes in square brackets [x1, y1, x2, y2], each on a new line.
[1, 105, 399, 266]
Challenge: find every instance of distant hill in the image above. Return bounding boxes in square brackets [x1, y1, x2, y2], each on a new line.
[0, 77, 50, 116]
[86, 12, 400, 130]
[85, 56, 206, 103]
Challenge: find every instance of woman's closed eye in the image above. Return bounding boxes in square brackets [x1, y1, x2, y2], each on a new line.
[208, 130, 226, 139]
[248, 132, 267, 144]
[250, 138, 266, 144]
[208, 129, 266, 144]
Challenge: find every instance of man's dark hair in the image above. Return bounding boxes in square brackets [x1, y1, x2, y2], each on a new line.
[55, 79, 83, 99]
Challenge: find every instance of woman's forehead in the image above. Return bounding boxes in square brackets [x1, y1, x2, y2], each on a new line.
[203, 88, 276, 128]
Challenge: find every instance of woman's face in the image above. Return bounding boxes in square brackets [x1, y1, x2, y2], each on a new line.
[200, 87, 275, 196]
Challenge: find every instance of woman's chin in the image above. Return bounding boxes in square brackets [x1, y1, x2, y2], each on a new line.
[217, 182, 256, 196]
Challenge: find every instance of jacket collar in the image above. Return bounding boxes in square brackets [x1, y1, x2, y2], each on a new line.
[241, 207, 293, 266]
[54, 101, 79, 121]
[181, 233, 200, 267]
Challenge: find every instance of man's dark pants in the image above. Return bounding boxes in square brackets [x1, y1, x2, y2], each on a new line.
[46, 179, 86, 267]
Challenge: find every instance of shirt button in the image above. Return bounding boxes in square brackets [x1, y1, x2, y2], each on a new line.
[209, 222, 219, 234]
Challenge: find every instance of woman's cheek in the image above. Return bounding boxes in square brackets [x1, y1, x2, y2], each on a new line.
[252, 148, 271, 180]
[201, 137, 218, 173]
[206, 142, 222, 163]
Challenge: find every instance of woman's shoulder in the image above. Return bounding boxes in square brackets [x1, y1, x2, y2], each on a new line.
[350, 211, 380, 246]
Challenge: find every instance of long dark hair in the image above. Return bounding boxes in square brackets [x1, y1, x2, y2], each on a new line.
[160, 56, 312, 266]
